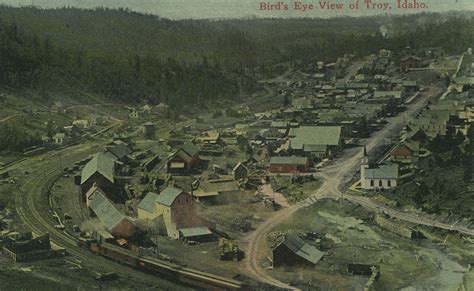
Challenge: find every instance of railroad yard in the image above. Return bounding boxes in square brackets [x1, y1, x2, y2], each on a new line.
[1, 42, 474, 290]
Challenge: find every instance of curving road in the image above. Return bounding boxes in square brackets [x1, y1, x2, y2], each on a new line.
[241, 85, 474, 289]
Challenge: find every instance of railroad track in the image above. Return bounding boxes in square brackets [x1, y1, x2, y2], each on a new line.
[14, 148, 181, 289]
[14, 143, 245, 290]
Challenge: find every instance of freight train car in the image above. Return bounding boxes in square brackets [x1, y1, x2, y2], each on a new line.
[77, 239, 242, 290]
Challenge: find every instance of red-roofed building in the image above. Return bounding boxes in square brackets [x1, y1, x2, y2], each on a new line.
[390, 144, 414, 163]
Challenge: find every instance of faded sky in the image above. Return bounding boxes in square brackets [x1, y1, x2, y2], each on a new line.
[0, 0, 472, 19]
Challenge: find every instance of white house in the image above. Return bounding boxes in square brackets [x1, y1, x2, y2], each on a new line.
[72, 119, 90, 129]
[53, 133, 68, 145]
[360, 148, 398, 190]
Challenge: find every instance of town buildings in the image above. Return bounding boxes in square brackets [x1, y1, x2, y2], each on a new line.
[88, 189, 135, 238]
[360, 149, 399, 190]
[167, 142, 200, 174]
[288, 126, 343, 159]
[269, 156, 309, 173]
[80, 153, 119, 202]
[137, 186, 207, 239]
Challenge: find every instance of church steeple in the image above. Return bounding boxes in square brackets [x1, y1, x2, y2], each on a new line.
[360, 145, 370, 189]
[361, 145, 369, 166]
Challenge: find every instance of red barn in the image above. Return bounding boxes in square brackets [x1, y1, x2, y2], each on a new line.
[269, 156, 308, 173]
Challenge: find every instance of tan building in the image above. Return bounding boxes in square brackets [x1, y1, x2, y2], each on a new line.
[137, 186, 200, 239]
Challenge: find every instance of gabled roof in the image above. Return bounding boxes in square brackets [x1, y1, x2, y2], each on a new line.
[199, 181, 239, 193]
[363, 162, 399, 179]
[156, 186, 184, 207]
[270, 156, 308, 165]
[373, 91, 402, 99]
[232, 162, 248, 173]
[271, 121, 289, 128]
[53, 133, 66, 139]
[275, 234, 326, 265]
[179, 227, 212, 238]
[81, 153, 116, 185]
[289, 126, 342, 150]
[89, 190, 127, 231]
[137, 192, 160, 213]
[173, 142, 199, 163]
[346, 83, 369, 89]
[106, 143, 132, 159]
[391, 145, 412, 157]
[181, 142, 199, 157]
[303, 144, 328, 153]
[401, 56, 421, 61]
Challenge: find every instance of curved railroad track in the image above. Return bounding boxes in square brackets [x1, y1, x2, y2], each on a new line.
[14, 144, 183, 289]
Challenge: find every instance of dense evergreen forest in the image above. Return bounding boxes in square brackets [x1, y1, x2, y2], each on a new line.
[0, 6, 473, 109]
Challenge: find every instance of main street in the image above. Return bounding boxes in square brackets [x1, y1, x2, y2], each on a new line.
[241, 82, 474, 289]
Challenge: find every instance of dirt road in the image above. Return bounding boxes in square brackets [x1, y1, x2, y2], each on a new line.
[240, 85, 461, 289]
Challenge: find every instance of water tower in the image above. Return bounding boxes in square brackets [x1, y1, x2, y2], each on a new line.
[142, 122, 155, 140]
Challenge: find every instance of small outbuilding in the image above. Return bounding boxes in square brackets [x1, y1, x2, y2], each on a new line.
[53, 133, 68, 145]
[272, 234, 326, 267]
[179, 227, 214, 243]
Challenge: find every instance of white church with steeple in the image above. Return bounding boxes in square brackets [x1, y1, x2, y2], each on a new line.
[360, 146, 399, 190]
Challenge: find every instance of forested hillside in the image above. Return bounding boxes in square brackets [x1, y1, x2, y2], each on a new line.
[0, 6, 473, 109]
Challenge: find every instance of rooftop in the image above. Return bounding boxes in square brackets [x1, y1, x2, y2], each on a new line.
[156, 186, 185, 207]
[373, 91, 402, 99]
[81, 152, 116, 185]
[106, 143, 132, 159]
[137, 192, 160, 213]
[363, 162, 399, 179]
[275, 234, 326, 265]
[270, 156, 308, 165]
[179, 227, 212, 238]
[289, 126, 342, 150]
[89, 190, 127, 231]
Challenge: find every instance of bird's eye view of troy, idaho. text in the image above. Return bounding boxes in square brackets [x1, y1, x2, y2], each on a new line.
[0, 0, 473, 290]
